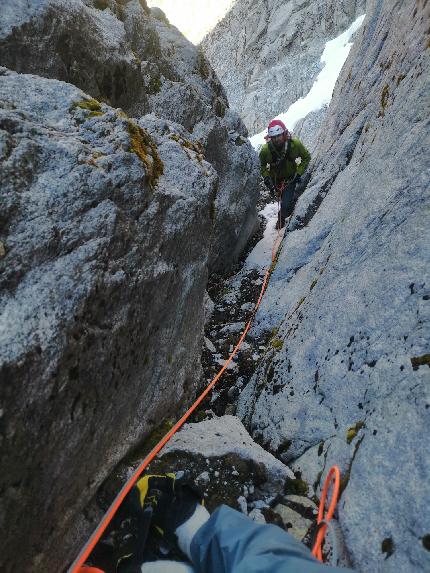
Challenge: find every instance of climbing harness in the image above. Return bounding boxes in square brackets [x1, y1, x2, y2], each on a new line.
[69, 200, 340, 572]
[268, 137, 293, 172]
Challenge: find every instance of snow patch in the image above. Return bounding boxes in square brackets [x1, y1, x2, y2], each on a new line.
[245, 202, 279, 270]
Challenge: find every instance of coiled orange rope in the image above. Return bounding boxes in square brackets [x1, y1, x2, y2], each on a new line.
[312, 465, 341, 562]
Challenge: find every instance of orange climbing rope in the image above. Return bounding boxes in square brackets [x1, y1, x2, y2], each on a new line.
[69, 213, 284, 572]
[312, 465, 341, 562]
[70, 195, 341, 571]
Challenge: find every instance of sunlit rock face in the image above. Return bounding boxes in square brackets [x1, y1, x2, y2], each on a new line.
[238, 1, 430, 571]
[201, 0, 366, 135]
[0, 0, 259, 273]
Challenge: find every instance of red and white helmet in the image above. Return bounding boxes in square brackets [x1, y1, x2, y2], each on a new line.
[265, 119, 289, 140]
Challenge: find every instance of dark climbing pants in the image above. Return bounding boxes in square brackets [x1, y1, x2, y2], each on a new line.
[280, 180, 297, 220]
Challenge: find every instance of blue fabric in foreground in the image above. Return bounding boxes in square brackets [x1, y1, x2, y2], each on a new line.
[190, 505, 354, 573]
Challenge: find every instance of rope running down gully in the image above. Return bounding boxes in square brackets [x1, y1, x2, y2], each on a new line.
[69, 195, 339, 571]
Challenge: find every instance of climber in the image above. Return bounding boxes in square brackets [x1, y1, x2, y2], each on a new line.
[260, 119, 311, 229]
[101, 473, 354, 573]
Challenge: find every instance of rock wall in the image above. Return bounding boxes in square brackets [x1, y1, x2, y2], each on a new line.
[202, 0, 366, 135]
[238, 0, 430, 571]
[0, 68, 218, 572]
[0, 2, 261, 570]
[0, 0, 260, 273]
[293, 106, 328, 154]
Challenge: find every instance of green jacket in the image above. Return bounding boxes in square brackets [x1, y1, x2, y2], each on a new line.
[259, 137, 311, 183]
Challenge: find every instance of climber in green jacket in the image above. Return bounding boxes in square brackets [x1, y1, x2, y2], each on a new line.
[260, 119, 311, 228]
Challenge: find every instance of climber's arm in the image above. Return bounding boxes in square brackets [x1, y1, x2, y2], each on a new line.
[190, 505, 353, 573]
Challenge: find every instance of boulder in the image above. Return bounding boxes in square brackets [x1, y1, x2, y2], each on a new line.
[0, 0, 260, 273]
[238, 1, 430, 570]
[149, 415, 294, 513]
[0, 68, 217, 572]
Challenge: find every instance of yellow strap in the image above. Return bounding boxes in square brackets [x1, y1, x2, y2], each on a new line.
[136, 473, 175, 508]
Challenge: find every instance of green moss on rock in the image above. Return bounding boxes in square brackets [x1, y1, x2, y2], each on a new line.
[214, 98, 226, 118]
[94, 0, 109, 10]
[284, 478, 309, 496]
[378, 84, 390, 117]
[196, 49, 210, 80]
[195, 410, 208, 423]
[133, 418, 175, 462]
[147, 74, 162, 95]
[339, 471, 350, 495]
[132, 50, 142, 67]
[346, 420, 365, 444]
[88, 110, 104, 118]
[270, 338, 283, 350]
[74, 98, 102, 112]
[411, 354, 430, 370]
[127, 119, 164, 189]
[381, 84, 389, 109]
[396, 73, 406, 85]
[169, 133, 204, 155]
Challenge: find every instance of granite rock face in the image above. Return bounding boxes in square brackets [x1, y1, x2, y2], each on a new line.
[0, 2, 260, 569]
[0, 0, 259, 273]
[238, 1, 430, 571]
[202, 0, 366, 135]
[0, 69, 218, 572]
[293, 106, 328, 154]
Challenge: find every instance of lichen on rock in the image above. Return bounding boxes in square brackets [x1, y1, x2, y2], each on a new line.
[126, 118, 163, 188]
